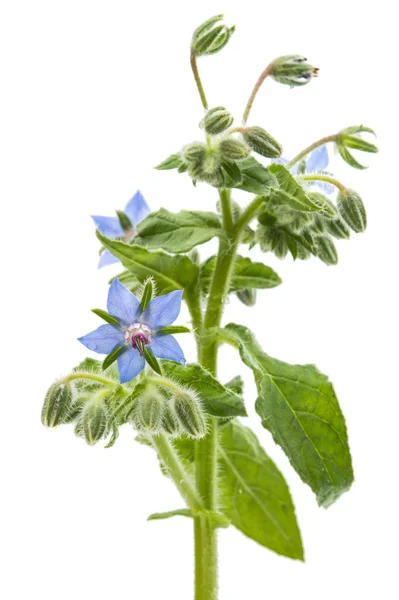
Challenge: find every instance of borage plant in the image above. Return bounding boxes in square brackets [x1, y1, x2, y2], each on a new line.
[42, 14, 377, 600]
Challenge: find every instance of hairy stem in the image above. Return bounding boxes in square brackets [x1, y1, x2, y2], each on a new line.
[297, 174, 345, 191]
[234, 195, 265, 234]
[63, 372, 127, 390]
[190, 53, 208, 110]
[287, 134, 337, 168]
[242, 64, 272, 124]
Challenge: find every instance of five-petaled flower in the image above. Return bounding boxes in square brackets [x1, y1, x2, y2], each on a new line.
[78, 279, 186, 383]
[276, 145, 334, 194]
[92, 190, 150, 268]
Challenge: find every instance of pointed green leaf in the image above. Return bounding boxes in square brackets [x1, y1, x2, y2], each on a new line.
[269, 164, 322, 211]
[97, 232, 199, 295]
[200, 255, 282, 295]
[161, 361, 247, 418]
[223, 324, 354, 507]
[236, 157, 277, 195]
[135, 209, 222, 253]
[224, 375, 244, 395]
[157, 326, 191, 335]
[219, 420, 304, 560]
[91, 308, 120, 326]
[102, 345, 125, 371]
[155, 153, 183, 170]
[148, 508, 192, 521]
[220, 161, 242, 184]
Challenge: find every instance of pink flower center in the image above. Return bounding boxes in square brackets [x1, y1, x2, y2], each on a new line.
[124, 323, 152, 356]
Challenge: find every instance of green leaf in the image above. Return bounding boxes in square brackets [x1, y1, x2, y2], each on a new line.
[236, 157, 277, 195]
[161, 361, 247, 418]
[157, 326, 191, 335]
[97, 232, 199, 296]
[111, 271, 142, 294]
[200, 255, 282, 295]
[135, 209, 222, 253]
[91, 308, 120, 326]
[219, 420, 304, 560]
[102, 346, 125, 371]
[144, 348, 163, 375]
[225, 375, 244, 395]
[220, 161, 242, 184]
[148, 508, 192, 521]
[223, 324, 354, 507]
[155, 153, 183, 170]
[269, 164, 322, 211]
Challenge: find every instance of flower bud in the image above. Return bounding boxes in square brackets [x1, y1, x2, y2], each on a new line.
[81, 398, 108, 446]
[270, 55, 319, 87]
[311, 215, 326, 235]
[325, 217, 351, 240]
[182, 142, 207, 167]
[191, 15, 235, 57]
[315, 236, 338, 266]
[161, 406, 181, 437]
[201, 106, 233, 135]
[171, 390, 207, 439]
[236, 288, 257, 307]
[41, 382, 74, 428]
[132, 388, 164, 434]
[336, 125, 378, 169]
[307, 192, 338, 219]
[242, 127, 282, 159]
[337, 189, 367, 233]
[218, 138, 250, 162]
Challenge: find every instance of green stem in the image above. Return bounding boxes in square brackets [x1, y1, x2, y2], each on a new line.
[63, 372, 127, 390]
[242, 63, 273, 124]
[234, 195, 265, 234]
[297, 174, 345, 191]
[219, 188, 234, 234]
[287, 134, 337, 169]
[190, 53, 208, 110]
[151, 433, 203, 512]
[185, 287, 203, 353]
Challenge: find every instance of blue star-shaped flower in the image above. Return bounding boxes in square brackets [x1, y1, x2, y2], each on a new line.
[78, 279, 185, 383]
[92, 190, 150, 268]
[276, 145, 334, 194]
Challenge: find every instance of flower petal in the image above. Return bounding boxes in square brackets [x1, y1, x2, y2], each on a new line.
[117, 346, 145, 383]
[142, 290, 183, 330]
[149, 334, 186, 365]
[107, 278, 141, 326]
[78, 324, 124, 355]
[91, 215, 123, 238]
[306, 145, 329, 173]
[124, 190, 151, 226]
[98, 250, 120, 268]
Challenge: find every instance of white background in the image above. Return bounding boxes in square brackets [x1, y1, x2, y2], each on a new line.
[1, 1, 398, 598]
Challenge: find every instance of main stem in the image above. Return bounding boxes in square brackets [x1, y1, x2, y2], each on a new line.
[194, 189, 238, 600]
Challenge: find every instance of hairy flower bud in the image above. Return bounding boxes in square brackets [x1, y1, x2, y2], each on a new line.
[307, 192, 338, 219]
[236, 288, 257, 306]
[191, 15, 235, 57]
[41, 382, 74, 428]
[325, 217, 351, 239]
[182, 142, 207, 167]
[270, 55, 319, 87]
[81, 398, 108, 445]
[171, 390, 207, 439]
[132, 388, 164, 434]
[218, 138, 250, 162]
[201, 106, 233, 135]
[242, 126, 282, 159]
[161, 406, 181, 437]
[337, 189, 367, 233]
[315, 236, 338, 265]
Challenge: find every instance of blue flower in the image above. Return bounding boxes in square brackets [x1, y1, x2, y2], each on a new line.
[276, 145, 334, 194]
[78, 279, 186, 383]
[92, 190, 150, 268]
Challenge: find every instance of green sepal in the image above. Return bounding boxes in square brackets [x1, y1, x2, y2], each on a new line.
[102, 345, 125, 371]
[157, 326, 191, 335]
[140, 278, 154, 311]
[337, 144, 367, 170]
[148, 509, 192, 521]
[116, 210, 132, 233]
[144, 348, 163, 375]
[91, 308, 120, 326]
[155, 153, 182, 170]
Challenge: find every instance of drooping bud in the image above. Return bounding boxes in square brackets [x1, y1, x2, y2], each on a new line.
[181, 142, 207, 167]
[325, 217, 351, 239]
[41, 382, 74, 428]
[132, 388, 164, 434]
[336, 125, 378, 169]
[311, 215, 327, 235]
[242, 126, 282, 159]
[116, 210, 132, 233]
[269, 55, 319, 87]
[337, 189, 367, 233]
[307, 192, 338, 219]
[236, 288, 257, 306]
[171, 390, 207, 439]
[315, 236, 338, 266]
[161, 406, 181, 437]
[201, 106, 233, 135]
[218, 138, 250, 162]
[81, 398, 109, 446]
[191, 15, 235, 57]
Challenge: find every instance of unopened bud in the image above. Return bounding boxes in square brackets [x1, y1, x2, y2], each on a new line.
[182, 142, 207, 166]
[171, 390, 207, 439]
[315, 236, 338, 265]
[270, 55, 319, 87]
[81, 398, 108, 445]
[236, 288, 257, 306]
[307, 192, 338, 219]
[337, 189, 367, 233]
[242, 126, 282, 159]
[161, 407, 181, 437]
[311, 215, 327, 235]
[201, 106, 233, 135]
[218, 138, 250, 162]
[336, 125, 378, 169]
[132, 389, 164, 433]
[41, 382, 74, 428]
[191, 15, 235, 57]
[325, 217, 351, 239]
